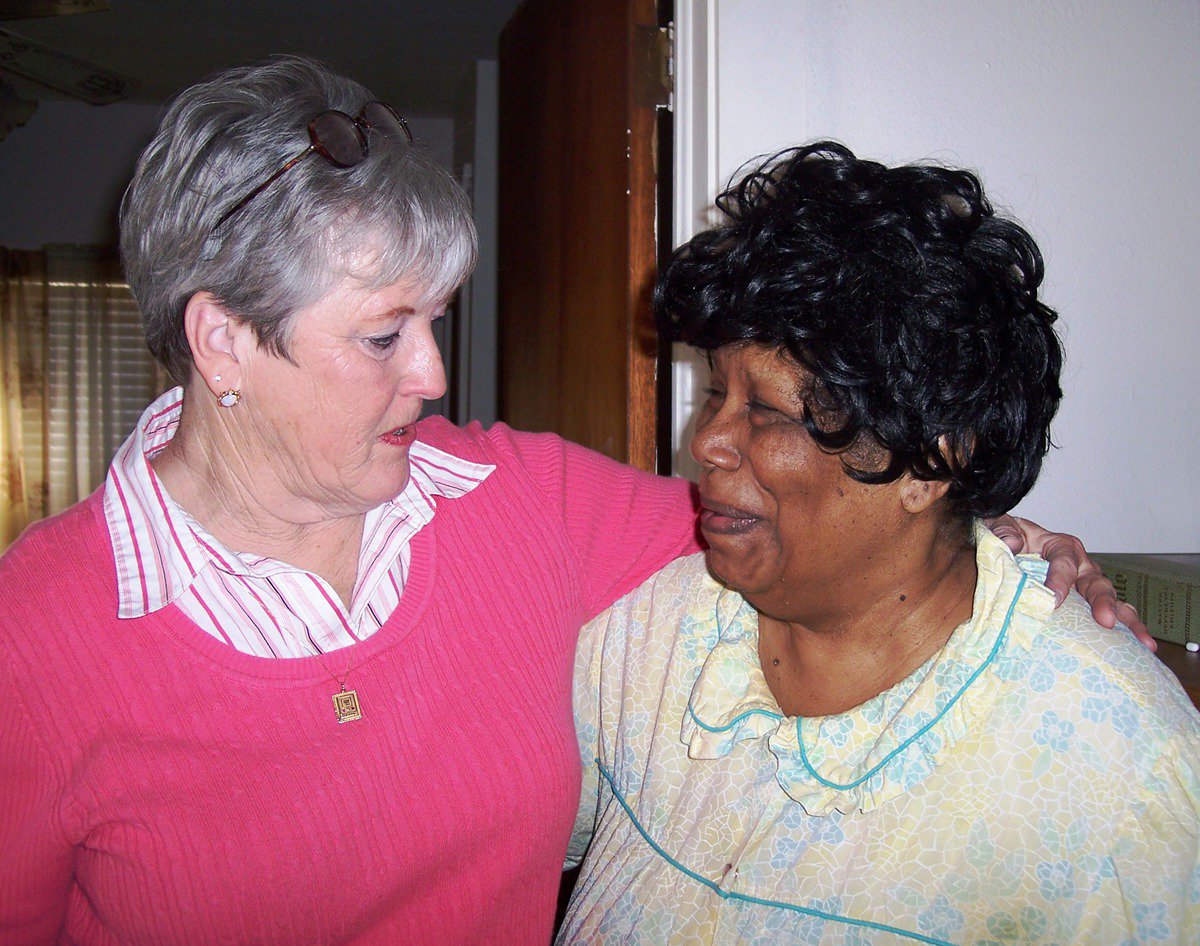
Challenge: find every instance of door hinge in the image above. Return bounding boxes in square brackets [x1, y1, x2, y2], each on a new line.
[635, 22, 674, 111]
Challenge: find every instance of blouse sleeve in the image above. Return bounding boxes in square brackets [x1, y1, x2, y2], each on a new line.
[1080, 735, 1200, 942]
[0, 648, 74, 943]
[565, 602, 612, 869]
[486, 423, 700, 621]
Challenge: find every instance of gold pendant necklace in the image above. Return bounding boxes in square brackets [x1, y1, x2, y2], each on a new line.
[332, 682, 362, 724]
[317, 648, 362, 724]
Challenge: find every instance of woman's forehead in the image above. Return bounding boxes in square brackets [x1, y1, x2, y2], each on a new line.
[290, 270, 444, 332]
[326, 228, 458, 305]
[328, 253, 450, 312]
[711, 342, 806, 383]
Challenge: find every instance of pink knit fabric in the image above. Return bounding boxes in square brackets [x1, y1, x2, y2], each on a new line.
[0, 419, 699, 945]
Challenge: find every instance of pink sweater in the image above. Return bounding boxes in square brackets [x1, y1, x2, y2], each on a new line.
[0, 419, 699, 945]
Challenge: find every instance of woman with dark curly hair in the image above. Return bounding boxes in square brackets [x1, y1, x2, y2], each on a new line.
[560, 143, 1200, 944]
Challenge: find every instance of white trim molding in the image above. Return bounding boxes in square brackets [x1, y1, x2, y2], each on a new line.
[669, 0, 719, 479]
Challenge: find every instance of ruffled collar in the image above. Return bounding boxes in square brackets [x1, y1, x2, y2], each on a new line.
[681, 524, 1056, 815]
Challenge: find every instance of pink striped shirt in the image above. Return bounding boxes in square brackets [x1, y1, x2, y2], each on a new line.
[102, 388, 493, 658]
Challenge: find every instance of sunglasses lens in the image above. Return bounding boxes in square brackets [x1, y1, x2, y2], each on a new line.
[309, 111, 366, 167]
[361, 102, 413, 143]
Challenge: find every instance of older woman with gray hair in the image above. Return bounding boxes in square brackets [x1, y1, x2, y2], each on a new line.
[0, 59, 1139, 945]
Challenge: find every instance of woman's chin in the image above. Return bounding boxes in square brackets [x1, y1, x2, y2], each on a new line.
[335, 458, 412, 511]
[376, 450, 412, 482]
[703, 547, 755, 597]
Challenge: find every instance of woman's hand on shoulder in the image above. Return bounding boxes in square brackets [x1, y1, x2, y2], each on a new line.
[986, 514, 1154, 650]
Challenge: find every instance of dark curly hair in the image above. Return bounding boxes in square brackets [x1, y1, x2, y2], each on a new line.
[654, 141, 1063, 520]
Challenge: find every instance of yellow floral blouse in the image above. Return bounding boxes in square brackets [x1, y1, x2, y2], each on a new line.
[562, 526, 1200, 944]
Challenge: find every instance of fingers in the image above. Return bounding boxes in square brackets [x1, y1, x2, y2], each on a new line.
[1039, 533, 1085, 607]
[1072, 561, 1115, 623]
[1071, 558, 1155, 650]
[1114, 600, 1154, 650]
[984, 516, 1155, 650]
[985, 514, 1026, 554]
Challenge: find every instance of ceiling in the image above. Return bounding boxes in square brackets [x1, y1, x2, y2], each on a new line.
[0, 0, 525, 114]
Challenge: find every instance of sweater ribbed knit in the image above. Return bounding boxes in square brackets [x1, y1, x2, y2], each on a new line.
[0, 418, 699, 946]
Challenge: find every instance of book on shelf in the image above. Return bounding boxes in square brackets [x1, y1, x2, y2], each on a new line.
[1094, 553, 1200, 646]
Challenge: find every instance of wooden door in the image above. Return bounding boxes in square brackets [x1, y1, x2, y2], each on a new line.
[498, 0, 667, 471]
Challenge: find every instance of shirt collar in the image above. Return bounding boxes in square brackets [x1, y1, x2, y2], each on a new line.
[680, 524, 1056, 814]
[103, 387, 493, 618]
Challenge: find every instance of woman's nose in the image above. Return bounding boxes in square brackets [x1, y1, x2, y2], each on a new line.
[407, 326, 448, 401]
[690, 409, 740, 471]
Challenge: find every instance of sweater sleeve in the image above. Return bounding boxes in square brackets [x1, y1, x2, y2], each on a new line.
[485, 424, 700, 621]
[0, 646, 74, 943]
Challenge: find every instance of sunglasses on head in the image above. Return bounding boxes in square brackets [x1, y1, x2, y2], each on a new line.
[210, 101, 412, 234]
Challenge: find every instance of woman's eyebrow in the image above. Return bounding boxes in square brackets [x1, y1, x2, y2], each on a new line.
[364, 306, 416, 324]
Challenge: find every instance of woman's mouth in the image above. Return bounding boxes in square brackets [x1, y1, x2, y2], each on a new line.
[699, 500, 762, 536]
[379, 426, 416, 448]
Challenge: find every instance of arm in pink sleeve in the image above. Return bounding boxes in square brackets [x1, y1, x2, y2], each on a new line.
[486, 424, 701, 620]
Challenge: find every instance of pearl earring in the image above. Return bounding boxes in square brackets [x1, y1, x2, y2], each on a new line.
[217, 388, 242, 408]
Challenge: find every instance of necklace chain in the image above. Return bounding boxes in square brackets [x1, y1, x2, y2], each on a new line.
[312, 638, 362, 724]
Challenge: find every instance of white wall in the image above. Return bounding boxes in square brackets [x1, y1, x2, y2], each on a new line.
[677, 0, 1199, 552]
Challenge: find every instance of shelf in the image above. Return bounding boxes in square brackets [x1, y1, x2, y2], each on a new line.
[1156, 640, 1200, 711]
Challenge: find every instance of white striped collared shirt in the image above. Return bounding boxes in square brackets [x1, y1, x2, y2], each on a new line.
[103, 387, 493, 658]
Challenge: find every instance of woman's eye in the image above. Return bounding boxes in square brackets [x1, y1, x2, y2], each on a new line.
[749, 399, 791, 422]
[366, 332, 400, 351]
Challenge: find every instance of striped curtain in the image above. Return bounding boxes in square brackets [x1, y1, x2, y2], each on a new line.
[0, 246, 167, 549]
[0, 247, 45, 547]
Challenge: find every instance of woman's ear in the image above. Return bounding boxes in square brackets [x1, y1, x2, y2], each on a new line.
[183, 291, 245, 399]
[898, 432, 967, 514]
[899, 475, 952, 515]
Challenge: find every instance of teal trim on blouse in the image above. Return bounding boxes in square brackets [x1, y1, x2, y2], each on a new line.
[595, 760, 955, 946]
[687, 704, 782, 733]
[796, 573, 1028, 791]
[685, 573, 1029, 794]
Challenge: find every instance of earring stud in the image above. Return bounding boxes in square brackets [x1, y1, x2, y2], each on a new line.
[218, 389, 241, 408]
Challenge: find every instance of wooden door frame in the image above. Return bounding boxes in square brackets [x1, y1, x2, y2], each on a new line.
[497, 0, 672, 472]
[496, 0, 718, 474]
[623, 0, 667, 472]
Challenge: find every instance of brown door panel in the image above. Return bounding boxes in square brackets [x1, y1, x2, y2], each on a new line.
[498, 0, 661, 470]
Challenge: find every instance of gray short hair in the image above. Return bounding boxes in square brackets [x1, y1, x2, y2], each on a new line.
[120, 57, 477, 385]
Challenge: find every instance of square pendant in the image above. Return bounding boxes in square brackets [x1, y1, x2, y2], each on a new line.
[333, 688, 362, 723]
